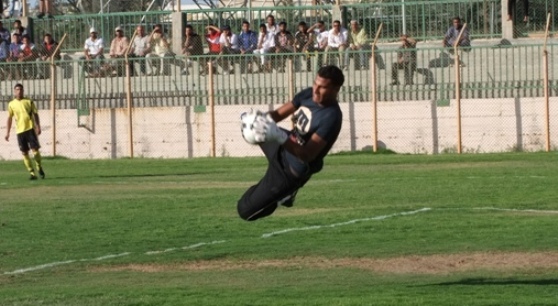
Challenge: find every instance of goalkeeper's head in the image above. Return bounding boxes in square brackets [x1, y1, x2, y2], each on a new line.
[313, 65, 344, 105]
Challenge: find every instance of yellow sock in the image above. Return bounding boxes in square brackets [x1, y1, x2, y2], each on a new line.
[33, 151, 42, 169]
[23, 154, 34, 174]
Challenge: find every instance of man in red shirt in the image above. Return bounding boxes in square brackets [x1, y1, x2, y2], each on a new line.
[200, 24, 221, 75]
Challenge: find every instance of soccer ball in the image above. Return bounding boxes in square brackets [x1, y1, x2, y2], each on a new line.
[240, 111, 266, 144]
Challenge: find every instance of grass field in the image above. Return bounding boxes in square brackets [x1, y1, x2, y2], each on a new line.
[1, 152, 558, 305]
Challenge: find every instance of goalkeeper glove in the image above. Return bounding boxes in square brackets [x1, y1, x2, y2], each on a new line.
[264, 120, 288, 144]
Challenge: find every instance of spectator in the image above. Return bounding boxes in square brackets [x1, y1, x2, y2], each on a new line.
[4, 0, 19, 18]
[238, 21, 258, 74]
[443, 17, 470, 53]
[18, 35, 37, 79]
[109, 26, 132, 76]
[6, 33, 21, 79]
[11, 20, 27, 42]
[37, 0, 53, 18]
[390, 34, 434, 86]
[0, 35, 9, 79]
[347, 19, 370, 70]
[218, 25, 239, 74]
[37, 33, 59, 78]
[200, 25, 221, 76]
[82, 27, 105, 77]
[131, 25, 150, 76]
[508, 0, 529, 22]
[273, 21, 294, 72]
[181, 24, 203, 75]
[266, 14, 278, 34]
[324, 20, 348, 69]
[253, 23, 275, 73]
[0, 21, 11, 43]
[146, 24, 172, 76]
[307, 21, 328, 68]
[294, 21, 314, 72]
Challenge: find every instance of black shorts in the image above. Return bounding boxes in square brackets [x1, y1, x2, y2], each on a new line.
[17, 129, 40, 152]
[237, 142, 311, 221]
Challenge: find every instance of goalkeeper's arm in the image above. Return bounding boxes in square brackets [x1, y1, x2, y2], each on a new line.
[267, 101, 296, 122]
[264, 120, 328, 163]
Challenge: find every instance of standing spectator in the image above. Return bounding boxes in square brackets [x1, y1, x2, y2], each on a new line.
[273, 21, 294, 72]
[266, 14, 278, 34]
[37, 0, 53, 18]
[0, 21, 11, 43]
[253, 23, 275, 73]
[347, 20, 370, 70]
[11, 20, 27, 42]
[4, 84, 45, 180]
[37, 33, 59, 78]
[109, 26, 131, 76]
[238, 21, 258, 74]
[181, 24, 203, 75]
[18, 35, 37, 79]
[82, 27, 105, 77]
[324, 20, 348, 69]
[146, 24, 172, 76]
[443, 17, 470, 53]
[131, 25, 150, 76]
[200, 25, 221, 75]
[218, 25, 239, 74]
[308, 21, 328, 68]
[294, 21, 314, 72]
[4, 0, 19, 18]
[508, 0, 529, 22]
[6, 33, 21, 79]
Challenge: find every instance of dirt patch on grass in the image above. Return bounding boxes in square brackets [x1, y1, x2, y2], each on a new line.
[90, 251, 558, 275]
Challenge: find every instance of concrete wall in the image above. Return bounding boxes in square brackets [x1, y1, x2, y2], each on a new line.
[1, 97, 557, 160]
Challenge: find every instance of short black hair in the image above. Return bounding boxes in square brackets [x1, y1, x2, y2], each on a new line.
[185, 24, 193, 30]
[279, 21, 287, 27]
[14, 83, 23, 90]
[317, 65, 344, 88]
[453, 16, 461, 22]
[242, 20, 250, 26]
[298, 21, 307, 27]
[21, 34, 30, 41]
[317, 20, 325, 26]
[259, 23, 266, 29]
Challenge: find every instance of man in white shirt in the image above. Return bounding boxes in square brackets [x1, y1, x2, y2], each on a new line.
[82, 27, 104, 76]
[218, 25, 239, 74]
[253, 23, 275, 72]
[131, 25, 150, 75]
[146, 24, 172, 76]
[324, 20, 348, 69]
[307, 21, 328, 68]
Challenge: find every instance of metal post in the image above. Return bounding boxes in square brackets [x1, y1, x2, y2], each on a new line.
[208, 61, 216, 157]
[402, 0, 406, 34]
[543, 13, 552, 152]
[49, 34, 67, 157]
[287, 58, 295, 129]
[371, 23, 383, 153]
[454, 23, 467, 154]
[125, 30, 138, 158]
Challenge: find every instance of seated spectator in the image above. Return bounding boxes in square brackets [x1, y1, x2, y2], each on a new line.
[181, 24, 203, 75]
[37, 0, 54, 18]
[294, 21, 314, 72]
[109, 26, 132, 76]
[6, 33, 21, 79]
[266, 14, 278, 34]
[146, 24, 172, 76]
[200, 25, 221, 76]
[11, 20, 27, 42]
[273, 21, 294, 72]
[347, 19, 371, 70]
[131, 25, 150, 76]
[238, 21, 258, 74]
[17, 34, 38, 79]
[82, 27, 105, 77]
[307, 21, 328, 68]
[0, 21, 11, 43]
[0, 35, 9, 79]
[36, 33, 59, 78]
[218, 25, 239, 74]
[253, 23, 275, 73]
[390, 34, 434, 86]
[324, 20, 348, 69]
[443, 17, 470, 53]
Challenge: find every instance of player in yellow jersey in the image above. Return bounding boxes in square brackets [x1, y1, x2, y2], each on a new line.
[4, 84, 45, 180]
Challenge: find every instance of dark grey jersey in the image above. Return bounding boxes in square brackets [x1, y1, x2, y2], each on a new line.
[284, 87, 343, 175]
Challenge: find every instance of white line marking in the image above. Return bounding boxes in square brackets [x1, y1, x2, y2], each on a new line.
[261, 208, 432, 238]
[472, 207, 558, 214]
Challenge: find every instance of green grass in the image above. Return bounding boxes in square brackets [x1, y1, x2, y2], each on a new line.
[1, 153, 558, 305]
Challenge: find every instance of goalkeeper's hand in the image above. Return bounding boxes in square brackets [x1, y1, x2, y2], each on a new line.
[263, 119, 288, 144]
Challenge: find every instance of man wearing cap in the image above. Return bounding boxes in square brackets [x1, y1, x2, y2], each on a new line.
[109, 26, 132, 76]
[82, 27, 105, 77]
[199, 24, 221, 76]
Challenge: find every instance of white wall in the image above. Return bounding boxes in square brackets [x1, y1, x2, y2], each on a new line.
[1, 97, 557, 160]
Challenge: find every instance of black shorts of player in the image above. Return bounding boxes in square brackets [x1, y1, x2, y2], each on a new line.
[17, 129, 41, 152]
[237, 142, 311, 221]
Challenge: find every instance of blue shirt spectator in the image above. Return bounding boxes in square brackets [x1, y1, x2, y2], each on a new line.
[443, 17, 470, 48]
[0, 40, 8, 60]
[238, 21, 258, 53]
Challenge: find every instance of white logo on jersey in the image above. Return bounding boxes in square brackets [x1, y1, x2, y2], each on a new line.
[294, 106, 312, 135]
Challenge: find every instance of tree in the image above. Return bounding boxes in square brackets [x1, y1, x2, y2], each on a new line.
[56, 0, 167, 14]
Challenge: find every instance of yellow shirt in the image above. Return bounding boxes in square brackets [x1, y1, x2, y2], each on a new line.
[8, 97, 37, 134]
[349, 29, 368, 47]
